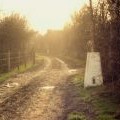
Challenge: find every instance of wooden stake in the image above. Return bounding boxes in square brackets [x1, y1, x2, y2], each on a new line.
[8, 50, 11, 71]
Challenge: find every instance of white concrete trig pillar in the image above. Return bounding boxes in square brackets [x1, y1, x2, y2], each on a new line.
[84, 52, 103, 88]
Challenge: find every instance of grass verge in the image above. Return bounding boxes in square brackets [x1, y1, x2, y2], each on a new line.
[0, 56, 45, 84]
[0, 63, 35, 84]
[68, 112, 87, 120]
[69, 72, 118, 120]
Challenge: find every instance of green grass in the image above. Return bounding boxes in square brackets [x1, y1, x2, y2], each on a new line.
[0, 56, 44, 83]
[0, 72, 14, 83]
[71, 74, 118, 120]
[68, 112, 87, 120]
[0, 63, 35, 83]
[97, 115, 115, 120]
[0, 55, 45, 84]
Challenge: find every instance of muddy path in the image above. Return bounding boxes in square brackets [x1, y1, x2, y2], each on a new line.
[0, 57, 96, 120]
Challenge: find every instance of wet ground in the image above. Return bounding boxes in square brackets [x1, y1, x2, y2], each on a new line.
[0, 57, 96, 120]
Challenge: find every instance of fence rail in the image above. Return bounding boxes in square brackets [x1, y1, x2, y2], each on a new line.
[0, 51, 35, 74]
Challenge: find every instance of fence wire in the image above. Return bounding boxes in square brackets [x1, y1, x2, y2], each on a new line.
[0, 51, 35, 74]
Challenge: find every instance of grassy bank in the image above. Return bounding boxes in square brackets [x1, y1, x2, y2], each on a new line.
[68, 72, 118, 120]
[0, 56, 45, 84]
[0, 63, 35, 84]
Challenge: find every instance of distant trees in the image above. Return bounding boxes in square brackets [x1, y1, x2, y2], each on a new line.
[63, 0, 120, 84]
[0, 13, 39, 72]
[36, 0, 120, 85]
[67, 5, 92, 58]
[0, 14, 37, 53]
[37, 6, 92, 59]
[90, 0, 120, 83]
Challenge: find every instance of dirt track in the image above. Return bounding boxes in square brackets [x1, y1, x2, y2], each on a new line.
[0, 57, 96, 120]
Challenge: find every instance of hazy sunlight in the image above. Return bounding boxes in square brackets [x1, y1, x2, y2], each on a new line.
[0, 0, 90, 33]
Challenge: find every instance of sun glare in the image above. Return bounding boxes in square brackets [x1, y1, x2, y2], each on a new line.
[0, 0, 89, 33]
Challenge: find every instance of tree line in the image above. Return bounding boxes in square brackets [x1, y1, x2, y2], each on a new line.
[0, 13, 38, 53]
[1, 1, 119, 85]
[0, 13, 38, 72]
[37, 0, 120, 85]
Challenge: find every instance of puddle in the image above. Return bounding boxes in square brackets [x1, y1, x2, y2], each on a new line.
[69, 69, 78, 74]
[40, 86, 55, 90]
[4, 83, 19, 88]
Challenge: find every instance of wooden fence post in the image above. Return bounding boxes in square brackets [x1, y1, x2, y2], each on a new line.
[32, 51, 35, 65]
[18, 51, 21, 70]
[24, 52, 27, 68]
[33, 51, 35, 65]
[8, 50, 11, 71]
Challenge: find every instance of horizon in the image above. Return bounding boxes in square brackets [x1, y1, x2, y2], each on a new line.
[0, 0, 91, 34]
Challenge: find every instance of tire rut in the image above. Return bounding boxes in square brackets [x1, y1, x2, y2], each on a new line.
[0, 74, 45, 120]
[0, 57, 96, 120]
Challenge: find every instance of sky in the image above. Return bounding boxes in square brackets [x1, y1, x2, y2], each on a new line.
[0, 0, 90, 34]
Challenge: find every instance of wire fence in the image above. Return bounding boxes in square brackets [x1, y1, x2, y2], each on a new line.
[0, 51, 35, 74]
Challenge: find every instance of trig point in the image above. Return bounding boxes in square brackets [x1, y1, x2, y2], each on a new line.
[84, 52, 103, 88]
[84, 0, 103, 88]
